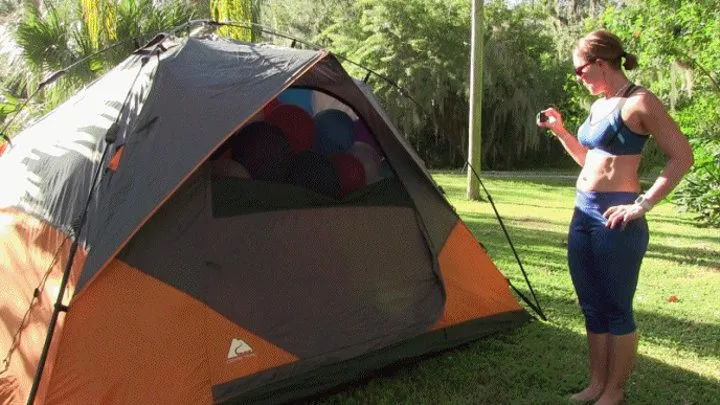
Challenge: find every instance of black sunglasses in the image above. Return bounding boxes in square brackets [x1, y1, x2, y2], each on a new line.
[574, 59, 597, 76]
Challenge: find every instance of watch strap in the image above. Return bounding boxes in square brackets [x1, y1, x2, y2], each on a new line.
[635, 194, 653, 211]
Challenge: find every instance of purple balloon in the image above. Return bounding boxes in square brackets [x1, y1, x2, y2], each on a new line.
[231, 121, 291, 182]
[354, 120, 381, 154]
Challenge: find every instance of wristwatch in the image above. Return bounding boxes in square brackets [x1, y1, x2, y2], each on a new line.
[634, 194, 654, 211]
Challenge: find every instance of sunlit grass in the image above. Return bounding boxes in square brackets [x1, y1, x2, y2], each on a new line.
[306, 172, 720, 405]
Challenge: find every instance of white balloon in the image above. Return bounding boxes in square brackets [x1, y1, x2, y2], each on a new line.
[211, 159, 252, 179]
[348, 141, 382, 184]
[311, 91, 358, 120]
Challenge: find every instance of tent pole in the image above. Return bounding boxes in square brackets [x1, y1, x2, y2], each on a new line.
[26, 241, 78, 405]
[465, 161, 547, 321]
[26, 129, 116, 404]
[25, 56, 152, 403]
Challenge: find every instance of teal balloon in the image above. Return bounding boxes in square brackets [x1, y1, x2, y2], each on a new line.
[278, 88, 314, 115]
[313, 109, 355, 155]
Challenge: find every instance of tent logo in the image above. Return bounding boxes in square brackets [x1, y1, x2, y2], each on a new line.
[227, 338, 254, 362]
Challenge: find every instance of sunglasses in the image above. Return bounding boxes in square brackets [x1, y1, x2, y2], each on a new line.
[574, 59, 596, 76]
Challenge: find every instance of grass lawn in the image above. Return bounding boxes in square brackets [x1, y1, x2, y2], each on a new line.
[304, 171, 720, 405]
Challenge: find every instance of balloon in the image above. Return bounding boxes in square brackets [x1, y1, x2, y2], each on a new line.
[354, 120, 382, 154]
[311, 91, 357, 120]
[211, 159, 252, 179]
[217, 148, 232, 160]
[278, 88, 314, 115]
[248, 110, 264, 124]
[267, 104, 316, 155]
[348, 142, 382, 184]
[379, 160, 395, 179]
[285, 151, 340, 198]
[314, 109, 355, 156]
[231, 121, 291, 182]
[263, 98, 282, 118]
[329, 153, 365, 197]
[210, 135, 235, 160]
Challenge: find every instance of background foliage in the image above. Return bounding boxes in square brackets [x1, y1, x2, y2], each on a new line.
[0, 0, 717, 226]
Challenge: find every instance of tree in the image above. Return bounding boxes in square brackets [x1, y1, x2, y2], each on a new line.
[598, 0, 720, 227]
[3, 0, 198, 139]
[263, 0, 355, 46]
[211, 0, 262, 42]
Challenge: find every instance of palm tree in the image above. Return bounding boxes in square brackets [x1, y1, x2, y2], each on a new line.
[211, 0, 262, 42]
[4, 0, 198, 138]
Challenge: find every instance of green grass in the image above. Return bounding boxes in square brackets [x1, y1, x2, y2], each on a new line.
[305, 172, 720, 405]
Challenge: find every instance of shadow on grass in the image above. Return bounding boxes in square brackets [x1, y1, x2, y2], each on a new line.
[518, 289, 720, 362]
[462, 211, 570, 231]
[650, 230, 720, 246]
[295, 292, 720, 405]
[462, 211, 720, 273]
[645, 242, 720, 270]
[462, 213, 570, 271]
[649, 212, 702, 227]
[504, 201, 572, 212]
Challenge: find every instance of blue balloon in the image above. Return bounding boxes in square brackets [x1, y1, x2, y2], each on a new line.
[313, 109, 355, 155]
[277, 88, 314, 115]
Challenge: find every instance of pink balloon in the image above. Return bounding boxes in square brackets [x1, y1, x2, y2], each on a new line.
[348, 142, 382, 184]
[329, 153, 365, 197]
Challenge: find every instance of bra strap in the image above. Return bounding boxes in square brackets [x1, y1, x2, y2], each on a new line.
[610, 83, 638, 143]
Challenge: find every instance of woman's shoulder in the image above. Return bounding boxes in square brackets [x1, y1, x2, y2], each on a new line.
[622, 85, 673, 134]
[624, 85, 665, 114]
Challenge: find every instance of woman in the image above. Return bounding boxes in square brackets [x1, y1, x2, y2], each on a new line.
[537, 30, 693, 405]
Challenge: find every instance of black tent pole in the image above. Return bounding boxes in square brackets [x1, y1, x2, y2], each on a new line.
[24, 53, 154, 404]
[465, 162, 547, 321]
[26, 232, 80, 404]
[25, 125, 117, 405]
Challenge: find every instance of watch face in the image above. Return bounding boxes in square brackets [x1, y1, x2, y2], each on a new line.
[635, 196, 644, 204]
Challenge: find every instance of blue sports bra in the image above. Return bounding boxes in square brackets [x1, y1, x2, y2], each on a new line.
[577, 84, 649, 156]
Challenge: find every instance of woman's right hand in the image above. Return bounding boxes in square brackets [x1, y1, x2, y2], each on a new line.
[537, 107, 565, 133]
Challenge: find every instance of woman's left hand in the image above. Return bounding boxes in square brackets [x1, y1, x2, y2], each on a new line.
[603, 204, 646, 230]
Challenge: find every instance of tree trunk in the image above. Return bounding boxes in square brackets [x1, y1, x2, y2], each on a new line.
[466, 0, 483, 200]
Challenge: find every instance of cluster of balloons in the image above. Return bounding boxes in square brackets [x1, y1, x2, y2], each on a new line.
[212, 88, 393, 199]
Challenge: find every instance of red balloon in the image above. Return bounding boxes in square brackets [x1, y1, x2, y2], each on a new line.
[267, 104, 316, 154]
[262, 98, 282, 118]
[329, 154, 366, 197]
[216, 148, 232, 160]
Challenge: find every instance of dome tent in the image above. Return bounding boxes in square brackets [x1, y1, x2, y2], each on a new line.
[0, 34, 532, 405]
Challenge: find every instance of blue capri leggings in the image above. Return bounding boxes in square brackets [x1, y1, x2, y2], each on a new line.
[568, 190, 649, 335]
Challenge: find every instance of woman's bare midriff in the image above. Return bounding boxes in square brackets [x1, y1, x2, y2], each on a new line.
[577, 152, 642, 192]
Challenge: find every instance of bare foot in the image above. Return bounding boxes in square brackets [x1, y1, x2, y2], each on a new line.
[570, 385, 603, 402]
[593, 389, 624, 405]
